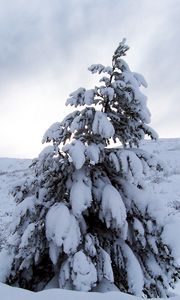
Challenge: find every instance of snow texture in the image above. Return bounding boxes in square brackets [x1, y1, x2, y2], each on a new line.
[161, 216, 180, 261]
[42, 122, 62, 143]
[85, 143, 101, 165]
[99, 184, 127, 230]
[97, 248, 114, 282]
[11, 196, 36, 229]
[71, 251, 97, 291]
[0, 249, 14, 282]
[46, 203, 81, 256]
[88, 64, 113, 75]
[63, 140, 86, 169]
[92, 111, 115, 139]
[119, 240, 144, 296]
[70, 169, 92, 217]
[66, 88, 95, 107]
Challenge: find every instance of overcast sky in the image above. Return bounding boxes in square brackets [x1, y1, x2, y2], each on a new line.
[0, 0, 180, 158]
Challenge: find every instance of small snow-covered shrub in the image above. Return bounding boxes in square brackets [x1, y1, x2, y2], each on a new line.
[0, 40, 180, 297]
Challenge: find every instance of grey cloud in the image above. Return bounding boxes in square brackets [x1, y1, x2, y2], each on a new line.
[0, 0, 144, 77]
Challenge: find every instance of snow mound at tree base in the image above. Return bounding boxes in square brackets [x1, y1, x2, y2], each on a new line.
[0, 283, 179, 300]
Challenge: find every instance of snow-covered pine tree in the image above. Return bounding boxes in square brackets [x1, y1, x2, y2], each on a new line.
[0, 39, 180, 297]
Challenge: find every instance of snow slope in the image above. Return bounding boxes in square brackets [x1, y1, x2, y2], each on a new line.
[1, 282, 179, 300]
[140, 138, 180, 211]
[0, 138, 180, 299]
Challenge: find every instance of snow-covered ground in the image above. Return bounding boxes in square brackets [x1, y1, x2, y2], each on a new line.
[1, 282, 179, 300]
[140, 139, 180, 213]
[0, 138, 180, 299]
